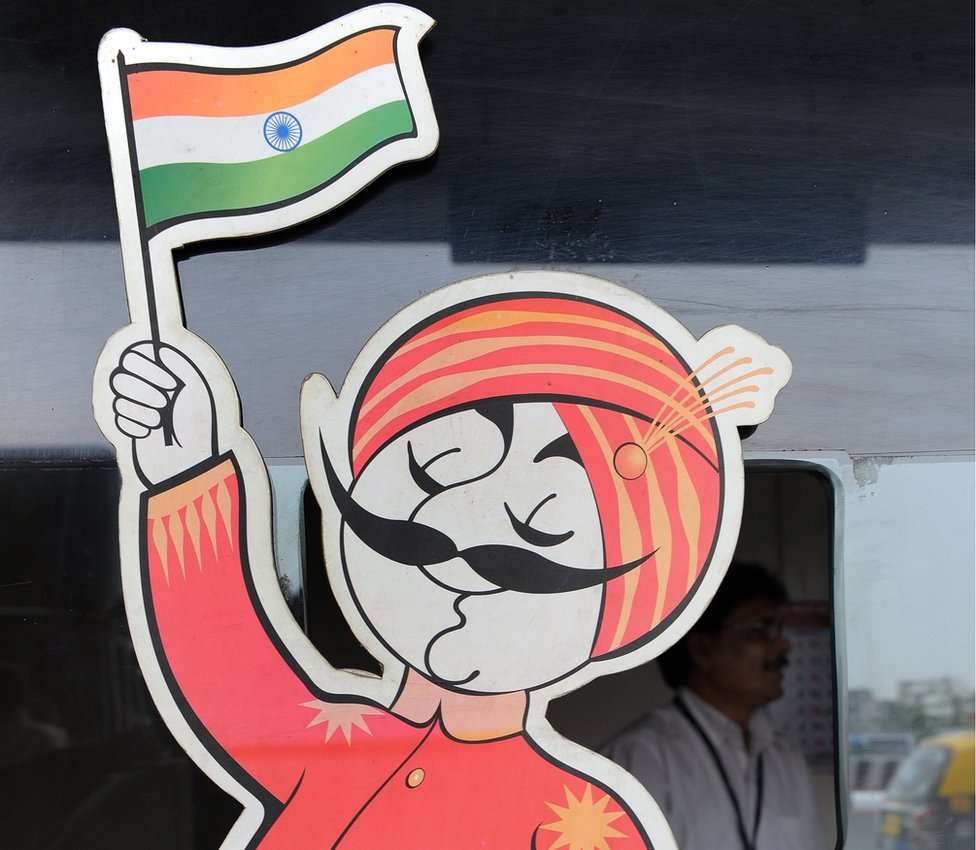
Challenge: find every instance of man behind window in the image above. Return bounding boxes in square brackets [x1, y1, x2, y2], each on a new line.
[604, 564, 826, 850]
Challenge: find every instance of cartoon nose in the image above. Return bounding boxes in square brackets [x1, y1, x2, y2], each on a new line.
[412, 494, 508, 593]
[413, 479, 506, 548]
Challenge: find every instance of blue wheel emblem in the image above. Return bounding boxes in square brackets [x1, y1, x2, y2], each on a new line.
[263, 111, 302, 152]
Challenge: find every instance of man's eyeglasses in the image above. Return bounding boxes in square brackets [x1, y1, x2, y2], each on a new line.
[721, 616, 786, 642]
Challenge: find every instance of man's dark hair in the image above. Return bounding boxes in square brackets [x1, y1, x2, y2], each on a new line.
[658, 562, 788, 689]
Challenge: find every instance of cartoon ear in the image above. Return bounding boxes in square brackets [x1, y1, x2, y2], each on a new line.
[300, 372, 339, 413]
[300, 371, 344, 476]
[300, 373, 338, 436]
[687, 325, 792, 429]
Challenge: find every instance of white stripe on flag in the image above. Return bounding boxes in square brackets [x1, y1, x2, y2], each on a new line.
[132, 63, 405, 169]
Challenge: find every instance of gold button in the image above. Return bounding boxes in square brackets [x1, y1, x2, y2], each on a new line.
[405, 767, 425, 788]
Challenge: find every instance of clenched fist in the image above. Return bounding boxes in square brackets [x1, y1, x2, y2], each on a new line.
[110, 342, 217, 485]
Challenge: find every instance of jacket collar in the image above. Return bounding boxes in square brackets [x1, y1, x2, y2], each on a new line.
[393, 669, 527, 741]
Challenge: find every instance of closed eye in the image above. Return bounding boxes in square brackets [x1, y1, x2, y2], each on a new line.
[533, 432, 583, 466]
[405, 404, 512, 500]
[407, 442, 460, 497]
[504, 494, 575, 548]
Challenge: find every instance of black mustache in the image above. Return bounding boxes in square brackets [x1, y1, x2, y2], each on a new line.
[320, 437, 654, 594]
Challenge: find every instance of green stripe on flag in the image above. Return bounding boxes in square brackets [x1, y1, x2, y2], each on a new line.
[139, 100, 414, 228]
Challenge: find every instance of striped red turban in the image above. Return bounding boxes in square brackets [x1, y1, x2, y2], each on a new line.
[349, 295, 723, 658]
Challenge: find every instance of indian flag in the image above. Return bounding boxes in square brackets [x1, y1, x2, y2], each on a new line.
[121, 26, 423, 233]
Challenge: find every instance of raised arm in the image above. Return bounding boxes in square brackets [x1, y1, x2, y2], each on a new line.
[108, 341, 340, 801]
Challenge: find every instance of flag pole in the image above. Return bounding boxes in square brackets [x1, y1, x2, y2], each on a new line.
[115, 48, 167, 349]
[99, 33, 182, 442]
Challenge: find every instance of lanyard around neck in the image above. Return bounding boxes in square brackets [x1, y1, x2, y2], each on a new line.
[674, 696, 765, 850]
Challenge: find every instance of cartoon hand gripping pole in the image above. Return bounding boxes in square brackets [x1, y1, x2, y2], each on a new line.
[109, 341, 217, 486]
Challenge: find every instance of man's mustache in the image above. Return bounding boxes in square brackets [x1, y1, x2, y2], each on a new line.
[320, 437, 654, 595]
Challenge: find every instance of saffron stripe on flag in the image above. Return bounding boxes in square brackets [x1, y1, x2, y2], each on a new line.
[127, 28, 397, 120]
[138, 100, 414, 228]
[133, 64, 405, 169]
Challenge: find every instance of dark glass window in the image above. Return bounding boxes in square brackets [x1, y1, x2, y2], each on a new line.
[0, 463, 239, 849]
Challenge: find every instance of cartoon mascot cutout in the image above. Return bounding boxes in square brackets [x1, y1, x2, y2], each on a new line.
[93, 6, 791, 849]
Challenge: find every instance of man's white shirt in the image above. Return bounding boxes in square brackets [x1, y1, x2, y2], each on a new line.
[604, 689, 826, 850]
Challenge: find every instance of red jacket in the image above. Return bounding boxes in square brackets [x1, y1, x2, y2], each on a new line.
[143, 453, 651, 849]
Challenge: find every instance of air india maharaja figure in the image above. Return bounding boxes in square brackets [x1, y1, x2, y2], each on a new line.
[93, 7, 790, 848]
